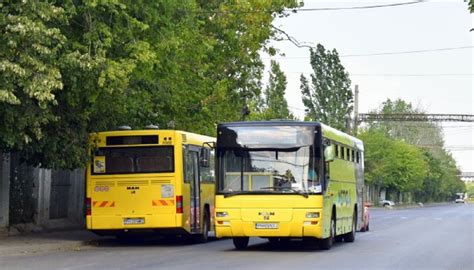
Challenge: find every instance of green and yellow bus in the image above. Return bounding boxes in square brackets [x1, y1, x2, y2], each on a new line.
[214, 121, 364, 250]
[86, 127, 215, 242]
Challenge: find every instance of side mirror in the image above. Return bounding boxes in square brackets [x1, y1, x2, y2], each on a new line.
[200, 148, 210, 167]
[203, 141, 215, 149]
[324, 145, 335, 162]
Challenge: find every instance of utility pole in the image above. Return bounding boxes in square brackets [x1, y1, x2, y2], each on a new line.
[353, 85, 359, 135]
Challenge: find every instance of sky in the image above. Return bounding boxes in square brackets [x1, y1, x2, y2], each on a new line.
[263, 0, 473, 172]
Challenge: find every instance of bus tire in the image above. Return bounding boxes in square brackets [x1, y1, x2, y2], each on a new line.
[233, 237, 249, 250]
[343, 209, 357, 243]
[195, 210, 210, 243]
[319, 211, 335, 250]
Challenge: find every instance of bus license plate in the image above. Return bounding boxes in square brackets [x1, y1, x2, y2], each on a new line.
[123, 218, 145, 225]
[255, 223, 278, 229]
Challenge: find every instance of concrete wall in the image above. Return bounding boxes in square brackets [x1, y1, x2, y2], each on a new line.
[0, 152, 85, 234]
[0, 153, 10, 233]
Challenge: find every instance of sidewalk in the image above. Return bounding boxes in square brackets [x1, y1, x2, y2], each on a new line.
[372, 201, 452, 210]
[0, 229, 96, 256]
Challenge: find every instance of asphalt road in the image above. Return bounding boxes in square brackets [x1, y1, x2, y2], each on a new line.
[1, 203, 473, 270]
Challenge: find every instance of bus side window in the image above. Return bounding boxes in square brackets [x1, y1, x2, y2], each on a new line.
[346, 148, 350, 161]
[335, 144, 339, 158]
[340, 146, 345, 160]
[200, 148, 215, 183]
[351, 150, 355, 162]
[183, 148, 194, 184]
[322, 140, 331, 191]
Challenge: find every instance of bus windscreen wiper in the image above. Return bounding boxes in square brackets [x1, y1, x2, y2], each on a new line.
[260, 186, 308, 198]
[223, 191, 254, 198]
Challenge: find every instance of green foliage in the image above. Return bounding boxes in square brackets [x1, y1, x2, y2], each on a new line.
[368, 99, 444, 147]
[300, 43, 353, 132]
[466, 183, 474, 199]
[0, 0, 300, 169]
[0, 1, 66, 151]
[416, 150, 465, 202]
[362, 98, 465, 202]
[359, 129, 427, 193]
[249, 60, 294, 120]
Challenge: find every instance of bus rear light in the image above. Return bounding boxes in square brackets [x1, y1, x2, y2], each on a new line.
[176, 195, 183, 214]
[217, 220, 230, 225]
[86, 197, 92, 216]
[304, 221, 319, 226]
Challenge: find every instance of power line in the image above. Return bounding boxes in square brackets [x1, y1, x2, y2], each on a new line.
[358, 113, 474, 123]
[351, 73, 474, 77]
[262, 46, 474, 59]
[182, 1, 425, 14]
[287, 1, 425, 12]
[342, 46, 474, 57]
[283, 72, 474, 77]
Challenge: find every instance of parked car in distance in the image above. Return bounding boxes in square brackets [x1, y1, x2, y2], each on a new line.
[360, 203, 370, 232]
[455, 198, 465, 203]
[455, 193, 465, 203]
[380, 199, 395, 207]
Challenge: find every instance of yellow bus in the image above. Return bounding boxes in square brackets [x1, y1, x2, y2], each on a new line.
[86, 126, 215, 242]
[214, 121, 364, 250]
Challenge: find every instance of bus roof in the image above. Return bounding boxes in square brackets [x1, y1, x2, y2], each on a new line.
[218, 121, 363, 151]
[90, 129, 215, 147]
[219, 120, 321, 128]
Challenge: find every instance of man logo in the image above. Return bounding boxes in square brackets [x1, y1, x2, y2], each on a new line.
[258, 211, 275, 220]
[127, 186, 140, 190]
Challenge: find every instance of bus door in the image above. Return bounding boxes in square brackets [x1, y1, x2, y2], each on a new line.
[186, 146, 201, 233]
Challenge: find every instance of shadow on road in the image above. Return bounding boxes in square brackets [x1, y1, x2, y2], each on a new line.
[86, 235, 222, 248]
[221, 239, 346, 253]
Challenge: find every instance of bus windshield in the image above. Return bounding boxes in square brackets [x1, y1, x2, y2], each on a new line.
[218, 145, 322, 194]
[217, 125, 314, 149]
[92, 146, 174, 174]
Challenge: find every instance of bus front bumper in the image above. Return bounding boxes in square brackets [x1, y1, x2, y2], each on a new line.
[86, 214, 183, 231]
[215, 219, 322, 239]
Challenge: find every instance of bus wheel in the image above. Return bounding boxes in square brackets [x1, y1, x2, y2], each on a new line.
[343, 209, 357, 243]
[233, 237, 249, 250]
[195, 211, 210, 243]
[319, 212, 335, 250]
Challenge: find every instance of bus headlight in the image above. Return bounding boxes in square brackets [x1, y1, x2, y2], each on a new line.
[305, 212, 319, 218]
[216, 211, 228, 217]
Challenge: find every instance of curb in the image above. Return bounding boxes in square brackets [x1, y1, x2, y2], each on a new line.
[0, 230, 94, 257]
[371, 202, 452, 210]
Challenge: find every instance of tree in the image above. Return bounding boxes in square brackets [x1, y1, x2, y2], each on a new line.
[300, 43, 353, 131]
[359, 129, 427, 195]
[0, 0, 301, 169]
[249, 60, 294, 120]
[0, 1, 66, 153]
[363, 98, 464, 202]
[368, 99, 444, 147]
